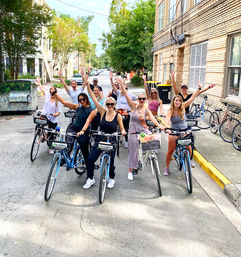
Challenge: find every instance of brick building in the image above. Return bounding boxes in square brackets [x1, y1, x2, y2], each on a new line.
[153, 0, 241, 109]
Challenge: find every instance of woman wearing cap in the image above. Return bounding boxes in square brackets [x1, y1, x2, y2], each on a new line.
[79, 82, 126, 189]
[143, 75, 165, 117]
[116, 78, 163, 181]
[171, 71, 215, 114]
[163, 85, 202, 176]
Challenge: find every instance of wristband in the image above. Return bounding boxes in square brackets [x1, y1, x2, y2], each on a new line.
[81, 129, 85, 131]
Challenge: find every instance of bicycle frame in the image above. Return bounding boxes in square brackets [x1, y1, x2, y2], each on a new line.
[99, 153, 111, 180]
[175, 145, 191, 173]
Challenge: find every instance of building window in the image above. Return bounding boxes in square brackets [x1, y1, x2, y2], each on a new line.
[189, 41, 208, 89]
[169, 0, 176, 23]
[158, 2, 164, 31]
[163, 64, 167, 83]
[194, 0, 201, 4]
[182, 0, 186, 13]
[227, 34, 241, 97]
[158, 54, 162, 81]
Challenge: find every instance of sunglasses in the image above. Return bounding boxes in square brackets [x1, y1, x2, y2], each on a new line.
[138, 97, 146, 101]
[106, 103, 115, 107]
[79, 98, 86, 102]
[151, 92, 157, 94]
[125, 88, 128, 90]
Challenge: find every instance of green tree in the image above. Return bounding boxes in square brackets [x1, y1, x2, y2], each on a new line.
[102, 0, 155, 73]
[0, 0, 52, 79]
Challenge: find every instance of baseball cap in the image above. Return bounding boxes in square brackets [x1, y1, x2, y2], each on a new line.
[181, 84, 188, 89]
[93, 78, 98, 82]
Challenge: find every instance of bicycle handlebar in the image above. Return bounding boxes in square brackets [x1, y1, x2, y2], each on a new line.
[90, 130, 122, 137]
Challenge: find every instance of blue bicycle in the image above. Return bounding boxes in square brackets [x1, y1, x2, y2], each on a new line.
[91, 131, 121, 204]
[188, 95, 212, 129]
[167, 128, 198, 193]
[44, 132, 85, 201]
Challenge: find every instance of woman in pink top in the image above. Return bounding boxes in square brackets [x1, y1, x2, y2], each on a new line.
[143, 75, 165, 117]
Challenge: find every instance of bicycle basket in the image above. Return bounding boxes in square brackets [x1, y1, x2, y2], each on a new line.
[64, 110, 76, 118]
[33, 116, 47, 125]
[98, 141, 114, 151]
[51, 141, 68, 150]
[141, 140, 160, 151]
[177, 138, 192, 146]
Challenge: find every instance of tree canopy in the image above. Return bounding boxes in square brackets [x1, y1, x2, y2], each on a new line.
[102, 0, 155, 73]
[0, 0, 52, 79]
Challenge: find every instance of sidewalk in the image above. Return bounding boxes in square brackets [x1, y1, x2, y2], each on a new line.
[193, 128, 241, 211]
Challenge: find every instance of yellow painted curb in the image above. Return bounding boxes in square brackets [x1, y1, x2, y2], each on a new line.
[193, 150, 231, 189]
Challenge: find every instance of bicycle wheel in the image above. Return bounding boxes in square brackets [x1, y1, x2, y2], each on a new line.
[116, 136, 120, 157]
[209, 112, 219, 134]
[44, 155, 60, 201]
[30, 130, 42, 162]
[183, 151, 192, 194]
[219, 117, 240, 143]
[99, 156, 108, 204]
[232, 123, 241, 150]
[174, 147, 182, 170]
[196, 109, 212, 129]
[74, 148, 86, 176]
[151, 157, 162, 197]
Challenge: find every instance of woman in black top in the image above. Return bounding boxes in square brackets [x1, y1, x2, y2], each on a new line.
[54, 92, 96, 166]
[80, 82, 126, 189]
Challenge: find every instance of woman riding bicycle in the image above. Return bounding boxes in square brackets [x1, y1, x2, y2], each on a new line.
[80, 82, 126, 189]
[163, 85, 202, 176]
[36, 78, 62, 154]
[143, 75, 165, 117]
[53, 91, 95, 166]
[116, 78, 163, 181]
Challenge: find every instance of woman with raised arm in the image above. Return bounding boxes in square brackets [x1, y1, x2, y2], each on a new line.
[53, 89, 95, 166]
[163, 84, 202, 176]
[80, 82, 126, 189]
[143, 75, 165, 117]
[171, 71, 215, 114]
[116, 78, 163, 181]
[36, 78, 62, 154]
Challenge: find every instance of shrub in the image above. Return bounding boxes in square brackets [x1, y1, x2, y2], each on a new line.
[4, 69, 12, 81]
[73, 70, 78, 74]
[131, 75, 143, 87]
[65, 80, 71, 85]
[53, 83, 64, 88]
[18, 73, 36, 79]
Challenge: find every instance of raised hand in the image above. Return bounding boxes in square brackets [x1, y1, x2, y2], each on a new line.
[171, 70, 175, 78]
[36, 77, 41, 84]
[110, 71, 113, 80]
[142, 74, 146, 81]
[209, 83, 216, 89]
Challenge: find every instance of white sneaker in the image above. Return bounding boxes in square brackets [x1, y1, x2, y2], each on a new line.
[125, 142, 128, 148]
[83, 178, 95, 189]
[107, 179, 115, 189]
[49, 149, 54, 155]
[128, 172, 133, 181]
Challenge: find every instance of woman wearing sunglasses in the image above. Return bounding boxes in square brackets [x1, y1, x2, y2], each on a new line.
[142, 75, 165, 117]
[53, 92, 96, 166]
[116, 78, 162, 181]
[78, 82, 126, 189]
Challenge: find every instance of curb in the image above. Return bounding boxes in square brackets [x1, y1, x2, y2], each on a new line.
[193, 150, 231, 189]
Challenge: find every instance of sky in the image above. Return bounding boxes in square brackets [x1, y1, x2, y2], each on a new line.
[45, 0, 135, 56]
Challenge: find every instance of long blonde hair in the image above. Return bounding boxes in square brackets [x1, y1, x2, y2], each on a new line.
[170, 95, 185, 120]
[150, 88, 160, 101]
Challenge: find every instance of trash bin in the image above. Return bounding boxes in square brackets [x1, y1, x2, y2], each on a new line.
[0, 79, 38, 113]
[147, 81, 158, 93]
[157, 84, 172, 104]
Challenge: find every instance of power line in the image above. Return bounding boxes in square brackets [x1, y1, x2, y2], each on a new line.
[55, 0, 109, 17]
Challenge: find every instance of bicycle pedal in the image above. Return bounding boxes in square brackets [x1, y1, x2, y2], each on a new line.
[66, 166, 71, 171]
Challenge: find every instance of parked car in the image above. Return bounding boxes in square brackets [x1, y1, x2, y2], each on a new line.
[71, 73, 83, 85]
[0, 79, 38, 114]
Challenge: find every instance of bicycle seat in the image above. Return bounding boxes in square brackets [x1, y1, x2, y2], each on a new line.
[215, 108, 222, 112]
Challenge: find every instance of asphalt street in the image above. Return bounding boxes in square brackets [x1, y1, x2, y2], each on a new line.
[0, 71, 241, 257]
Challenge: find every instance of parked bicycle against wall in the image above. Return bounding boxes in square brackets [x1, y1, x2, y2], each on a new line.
[187, 95, 212, 129]
[44, 132, 85, 201]
[232, 117, 241, 151]
[209, 102, 240, 143]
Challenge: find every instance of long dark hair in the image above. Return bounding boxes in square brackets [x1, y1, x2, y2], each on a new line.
[78, 93, 90, 105]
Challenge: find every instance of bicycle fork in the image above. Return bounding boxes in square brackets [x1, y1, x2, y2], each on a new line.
[149, 153, 161, 177]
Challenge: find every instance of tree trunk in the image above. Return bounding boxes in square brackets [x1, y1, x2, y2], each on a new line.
[15, 58, 19, 79]
[0, 39, 4, 83]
